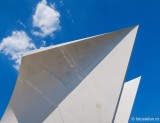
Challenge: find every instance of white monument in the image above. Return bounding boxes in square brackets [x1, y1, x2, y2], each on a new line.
[1, 26, 141, 123]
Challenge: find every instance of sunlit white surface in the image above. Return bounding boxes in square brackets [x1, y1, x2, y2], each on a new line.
[1, 26, 139, 123]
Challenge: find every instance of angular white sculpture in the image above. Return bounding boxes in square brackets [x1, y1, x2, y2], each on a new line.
[1, 26, 140, 123]
[114, 77, 141, 123]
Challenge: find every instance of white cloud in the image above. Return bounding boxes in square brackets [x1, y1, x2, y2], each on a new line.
[40, 40, 46, 49]
[32, 0, 60, 37]
[0, 31, 36, 70]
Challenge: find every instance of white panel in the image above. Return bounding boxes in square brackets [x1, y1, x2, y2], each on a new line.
[4, 26, 139, 123]
[114, 77, 141, 123]
[58, 26, 138, 123]
[59, 110, 82, 123]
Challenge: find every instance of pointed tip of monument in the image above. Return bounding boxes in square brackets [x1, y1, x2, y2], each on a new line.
[126, 76, 141, 85]
[107, 25, 139, 38]
[120, 24, 139, 32]
[132, 24, 139, 28]
[128, 24, 139, 29]
[136, 76, 142, 84]
[120, 25, 139, 41]
[135, 24, 139, 28]
[128, 25, 139, 32]
[132, 24, 139, 31]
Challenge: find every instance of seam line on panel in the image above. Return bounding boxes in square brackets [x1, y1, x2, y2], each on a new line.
[58, 106, 65, 123]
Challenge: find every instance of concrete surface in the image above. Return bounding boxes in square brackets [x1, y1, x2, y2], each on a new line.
[1, 26, 139, 123]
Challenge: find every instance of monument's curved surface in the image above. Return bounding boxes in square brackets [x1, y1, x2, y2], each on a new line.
[1, 26, 140, 123]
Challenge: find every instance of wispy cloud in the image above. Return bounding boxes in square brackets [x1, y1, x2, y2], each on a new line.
[40, 40, 46, 49]
[32, 0, 60, 37]
[59, 0, 64, 6]
[17, 20, 26, 28]
[67, 9, 74, 23]
[0, 31, 36, 70]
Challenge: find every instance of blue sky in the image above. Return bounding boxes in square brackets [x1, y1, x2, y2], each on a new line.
[0, 0, 160, 122]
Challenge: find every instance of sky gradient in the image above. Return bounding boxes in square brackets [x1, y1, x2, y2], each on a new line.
[0, 0, 160, 122]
